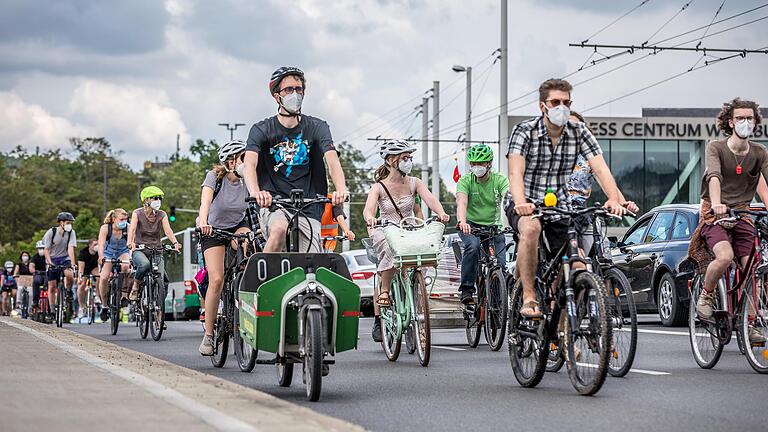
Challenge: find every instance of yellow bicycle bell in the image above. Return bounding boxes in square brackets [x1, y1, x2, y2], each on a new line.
[544, 188, 557, 207]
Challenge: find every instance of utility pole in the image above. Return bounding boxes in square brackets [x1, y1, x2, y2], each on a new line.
[102, 156, 108, 217]
[452, 65, 472, 172]
[499, 0, 509, 177]
[175, 133, 180, 160]
[218, 123, 246, 141]
[421, 96, 429, 216]
[431, 81, 440, 211]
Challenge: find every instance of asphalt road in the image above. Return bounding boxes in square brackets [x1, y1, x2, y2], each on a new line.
[70, 316, 765, 432]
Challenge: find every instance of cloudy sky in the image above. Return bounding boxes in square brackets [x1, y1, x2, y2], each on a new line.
[1, 0, 766, 180]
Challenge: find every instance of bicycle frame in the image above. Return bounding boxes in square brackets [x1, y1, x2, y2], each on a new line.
[381, 267, 420, 341]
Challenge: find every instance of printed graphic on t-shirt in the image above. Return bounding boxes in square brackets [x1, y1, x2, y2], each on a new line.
[272, 133, 309, 176]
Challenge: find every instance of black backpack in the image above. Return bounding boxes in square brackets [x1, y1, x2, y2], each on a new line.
[105, 223, 127, 243]
[211, 176, 224, 202]
[49, 226, 72, 250]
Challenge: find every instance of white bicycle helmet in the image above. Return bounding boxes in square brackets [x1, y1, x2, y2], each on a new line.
[36, 240, 45, 249]
[218, 140, 246, 162]
[379, 139, 416, 160]
[4, 261, 13, 271]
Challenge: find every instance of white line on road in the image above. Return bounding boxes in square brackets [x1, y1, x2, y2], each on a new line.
[1, 319, 259, 432]
[433, 345, 466, 351]
[619, 327, 736, 339]
[575, 362, 670, 376]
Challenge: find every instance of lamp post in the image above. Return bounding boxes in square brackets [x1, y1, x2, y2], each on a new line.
[452, 65, 471, 172]
[218, 123, 246, 141]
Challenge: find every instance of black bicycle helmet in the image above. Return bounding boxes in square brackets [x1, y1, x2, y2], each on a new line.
[269, 67, 306, 94]
[57, 211, 75, 222]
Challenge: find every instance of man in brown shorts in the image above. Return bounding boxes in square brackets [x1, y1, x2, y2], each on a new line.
[696, 97, 768, 343]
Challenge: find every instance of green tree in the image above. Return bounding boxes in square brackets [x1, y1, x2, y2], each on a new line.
[190, 138, 220, 169]
[150, 157, 207, 230]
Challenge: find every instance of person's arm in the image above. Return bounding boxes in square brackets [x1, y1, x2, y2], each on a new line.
[243, 125, 272, 208]
[68, 232, 77, 267]
[43, 231, 52, 265]
[29, 261, 35, 273]
[325, 150, 347, 206]
[456, 192, 470, 234]
[97, 225, 107, 263]
[415, 178, 449, 222]
[198, 174, 215, 236]
[77, 251, 85, 278]
[508, 154, 533, 216]
[704, 142, 726, 215]
[587, 155, 625, 216]
[758, 175, 768, 205]
[127, 211, 138, 250]
[14, 265, 19, 277]
[336, 214, 355, 241]
[161, 213, 181, 251]
[363, 184, 380, 227]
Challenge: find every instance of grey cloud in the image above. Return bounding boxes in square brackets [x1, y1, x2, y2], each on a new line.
[0, 0, 168, 54]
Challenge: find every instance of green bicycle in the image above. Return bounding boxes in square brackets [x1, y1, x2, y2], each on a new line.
[370, 217, 445, 367]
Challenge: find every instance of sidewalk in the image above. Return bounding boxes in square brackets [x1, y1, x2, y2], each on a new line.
[0, 318, 363, 432]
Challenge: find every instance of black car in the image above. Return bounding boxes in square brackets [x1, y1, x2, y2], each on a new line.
[611, 204, 698, 327]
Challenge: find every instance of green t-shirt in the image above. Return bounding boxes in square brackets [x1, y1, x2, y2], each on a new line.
[456, 171, 509, 226]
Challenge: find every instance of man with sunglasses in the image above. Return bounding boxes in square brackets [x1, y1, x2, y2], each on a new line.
[243, 66, 347, 252]
[506, 78, 627, 318]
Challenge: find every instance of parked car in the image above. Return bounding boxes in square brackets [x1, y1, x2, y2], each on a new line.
[610, 204, 698, 327]
[340, 249, 376, 316]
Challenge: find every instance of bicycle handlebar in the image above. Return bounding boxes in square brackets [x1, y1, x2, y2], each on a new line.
[370, 216, 440, 229]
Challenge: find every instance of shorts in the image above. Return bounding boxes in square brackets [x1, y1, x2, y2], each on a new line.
[200, 219, 250, 253]
[259, 208, 321, 253]
[509, 212, 570, 259]
[1, 284, 15, 293]
[104, 246, 130, 260]
[701, 219, 756, 258]
[47, 257, 72, 281]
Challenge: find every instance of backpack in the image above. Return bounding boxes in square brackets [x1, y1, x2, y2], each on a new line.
[105, 223, 127, 244]
[211, 175, 224, 203]
[49, 227, 72, 251]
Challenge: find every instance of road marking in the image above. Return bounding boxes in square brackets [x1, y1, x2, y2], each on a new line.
[575, 362, 670, 376]
[1, 319, 259, 432]
[433, 345, 466, 351]
[620, 328, 736, 339]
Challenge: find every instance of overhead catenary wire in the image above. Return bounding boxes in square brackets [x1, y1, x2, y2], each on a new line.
[695, 0, 727, 49]
[642, 0, 695, 45]
[580, 0, 653, 44]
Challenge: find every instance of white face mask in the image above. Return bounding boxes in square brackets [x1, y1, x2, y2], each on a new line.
[734, 119, 754, 139]
[398, 159, 413, 175]
[63, 224, 73, 233]
[546, 104, 570, 127]
[150, 200, 162, 211]
[38, 250, 45, 256]
[281, 93, 303, 114]
[21, 255, 29, 263]
[235, 163, 246, 178]
[470, 165, 489, 178]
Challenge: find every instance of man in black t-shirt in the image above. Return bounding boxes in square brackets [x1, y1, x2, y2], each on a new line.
[76, 239, 99, 321]
[30, 241, 47, 313]
[243, 66, 348, 253]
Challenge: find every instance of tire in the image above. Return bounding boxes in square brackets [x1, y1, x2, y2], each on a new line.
[234, 306, 257, 373]
[405, 327, 416, 355]
[211, 311, 229, 368]
[546, 340, 565, 373]
[21, 291, 29, 319]
[381, 281, 402, 362]
[605, 267, 638, 377]
[149, 277, 165, 341]
[277, 362, 294, 387]
[304, 308, 323, 402]
[657, 273, 687, 327]
[138, 280, 149, 340]
[110, 278, 120, 336]
[411, 271, 431, 367]
[688, 275, 724, 369]
[484, 269, 507, 351]
[87, 283, 96, 325]
[465, 276, 483, 348]
[507, 279, 548, 388]
[55, 286, 64, 328]
[741, 276, 768, 373]
[564, 272, 611, 396]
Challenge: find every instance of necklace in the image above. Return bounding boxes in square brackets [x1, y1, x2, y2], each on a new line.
[733, 151, 748, 175]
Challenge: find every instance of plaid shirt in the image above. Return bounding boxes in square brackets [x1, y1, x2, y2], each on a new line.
[507, 117, 603, 211]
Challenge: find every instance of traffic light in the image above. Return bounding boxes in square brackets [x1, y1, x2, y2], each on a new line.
[169, 205, 177, 223]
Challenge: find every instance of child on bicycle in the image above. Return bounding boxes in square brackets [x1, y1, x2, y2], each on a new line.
[196, 141, 251, 356]
[456, 144, 510, 306]
[97, 208, 132, 323]
[1, 261, 17, 316]
[14, 251, 34, 317]
[363, 139, 450, 342]
[126, 186, 181, 303]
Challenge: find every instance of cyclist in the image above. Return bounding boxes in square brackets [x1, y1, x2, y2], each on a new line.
[43, 212, 77, 321]
[97, 208, 131, 323]
[29, 241, 47, 317]
[14, 251, 34, 317]
[126, 186, 181, 302]
[196, 141, 251, 356]
[242, 66, 348, 253]
[74, 239, 100, 322]
[321, 200, 355, 252]
[1, 261, 16, 316]
[506, 78, 627, 318]
[363, 139, 450, 341]
[456, 143, 510, 305]
[691, 97, 767, 343]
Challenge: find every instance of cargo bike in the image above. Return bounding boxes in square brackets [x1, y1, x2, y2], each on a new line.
[236, 190, 360, 401]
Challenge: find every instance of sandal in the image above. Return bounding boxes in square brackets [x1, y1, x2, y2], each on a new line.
[377, 291, 391, 307]
[520, 301, 543, 318]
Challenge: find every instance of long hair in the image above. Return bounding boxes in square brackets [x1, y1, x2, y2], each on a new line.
[212, 152, 242, 180]
[374, 155, 400, 182]
[717, 97, 762, 136]
[103, 208, 128, 224]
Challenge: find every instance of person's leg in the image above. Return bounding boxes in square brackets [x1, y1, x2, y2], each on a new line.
[77, 275, 87, 316]
[493, 233, 507, 269]
[297, 216, 322, 253]
[516, 217, 542, 316]
[131, 251, 150, 300]
[202, 245, 225, 336]
[378, 268, 396, 305]
[1, 291, 7, 315]
[458, 230, 481, 303]
[260, 209, 288, 252]
[98, 262, 112, 307]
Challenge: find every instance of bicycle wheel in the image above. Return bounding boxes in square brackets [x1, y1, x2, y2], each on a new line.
[149, 276, 165, 341]
[304, 308, 323, 402]
[277, 362, 294, 387]
[87, 282, 96, 325]
[564, 272, 611, 396]
[138, 281, 149, 340]
[465, 276, 483, 348]
[380, 280, 402, 362]
[110, 278, 120, 335]
[546, 339, 565, 372]
[411, 271, 431, 367]
[741, 276, 768, 373]
[604, 267, 637, 377]
[233, 305, 257, 372]
[507, 279, 549, 388]
[484, 268, 507, 351]
[21, 290, 29, 319]
[55, 286, 64, 328]
[211, 309, 229, 368]
[688, 275, 724, 369]
[405, 327, 416, 355]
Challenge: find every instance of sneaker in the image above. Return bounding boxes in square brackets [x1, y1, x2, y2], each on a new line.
[371, 318, 382, 343]
[748, 326, 766, 344]
[128, 286, 139, 301]
[199, 334, 215, 356]
[99, 307, 109, 323]
[696, 290, 715, 319]
[460, 289, 475, 306]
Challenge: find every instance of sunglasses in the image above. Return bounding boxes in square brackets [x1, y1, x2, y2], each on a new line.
[149, 196, 163, 201]
[546, 99, 572, 108]
[279, 86, 304, 95]
[734, 116, 755, 122]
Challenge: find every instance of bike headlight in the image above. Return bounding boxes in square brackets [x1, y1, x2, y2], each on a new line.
[424, 276, 433, 286]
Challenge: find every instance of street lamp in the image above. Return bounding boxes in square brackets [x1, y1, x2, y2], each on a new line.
[218, 123, 246, 141]
[452, 65, 471, 171]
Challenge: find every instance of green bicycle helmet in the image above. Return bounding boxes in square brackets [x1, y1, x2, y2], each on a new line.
[140, 185, 165, 202]
[467, 144, 494, 163]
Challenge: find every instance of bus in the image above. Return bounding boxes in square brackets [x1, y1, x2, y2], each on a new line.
[164, 228, 202, 320]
